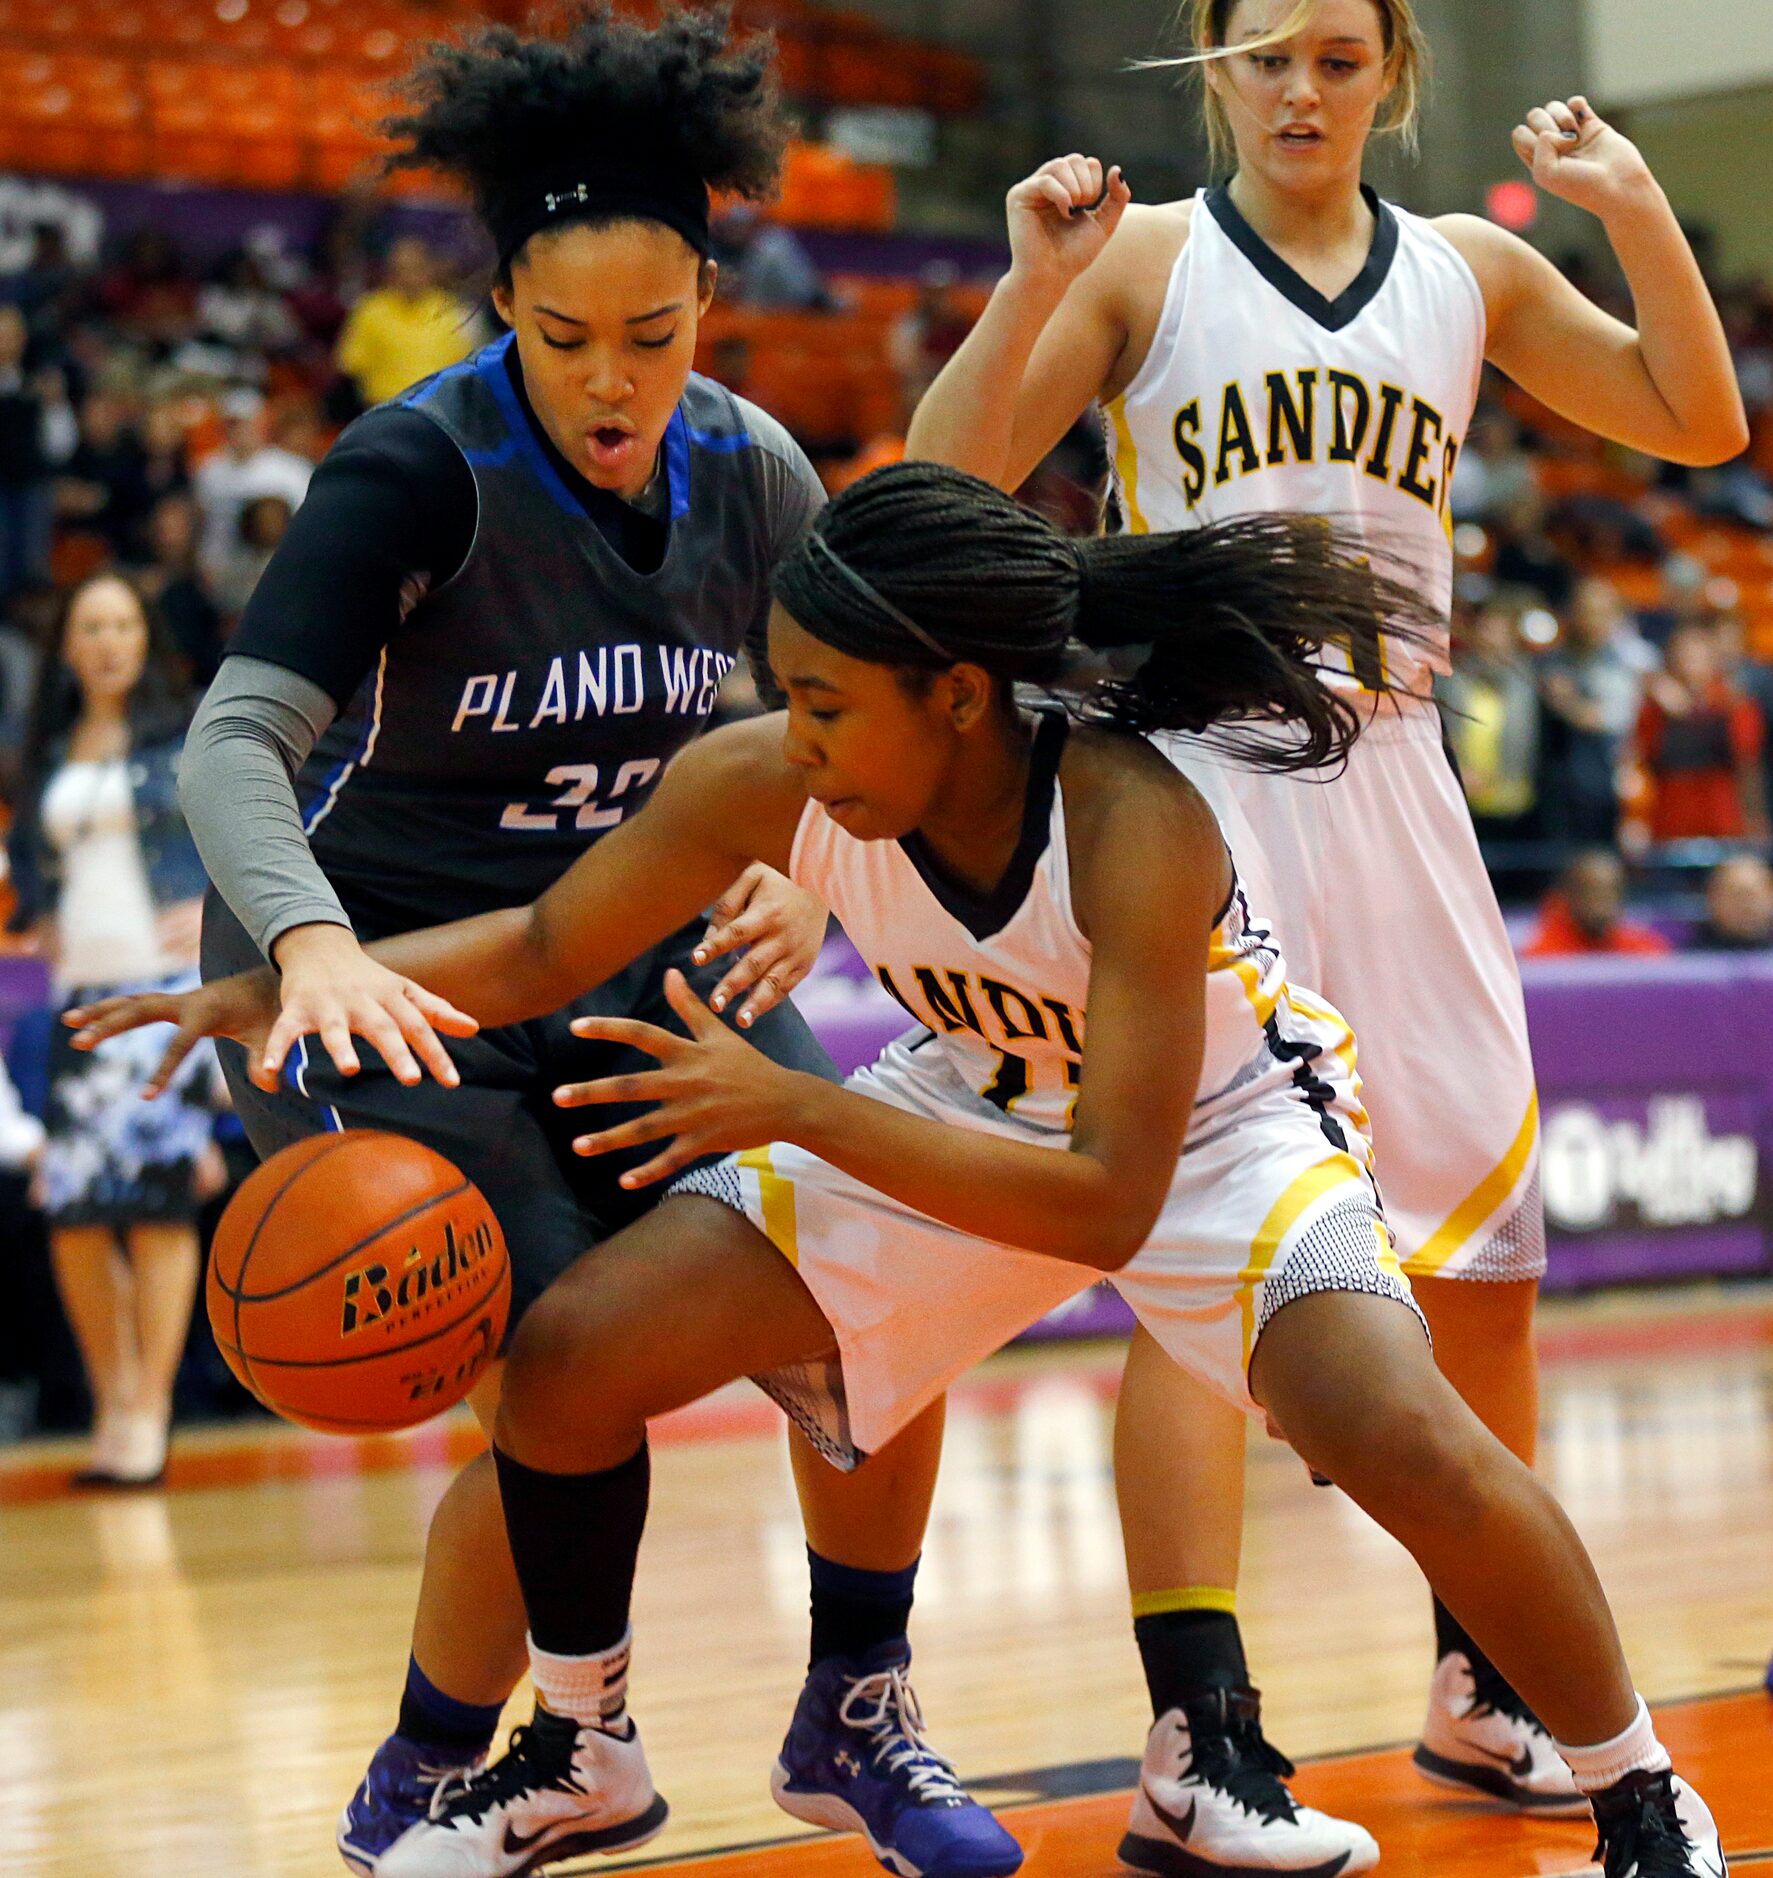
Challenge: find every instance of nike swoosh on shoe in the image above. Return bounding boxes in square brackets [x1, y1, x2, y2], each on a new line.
[1141, 1787, 1197, 1843]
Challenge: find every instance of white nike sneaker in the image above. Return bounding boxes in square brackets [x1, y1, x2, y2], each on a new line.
[376, 1707, 667, 1878]
[1590, 1770, 1728, 1876]
[1119, 1690, 1380, 1876]
[1412, 1651, 1587, 1815]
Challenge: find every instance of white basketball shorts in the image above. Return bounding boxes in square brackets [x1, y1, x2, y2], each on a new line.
[673, 1005, 1425, 1469]
[1159, 697, 1544, 1283]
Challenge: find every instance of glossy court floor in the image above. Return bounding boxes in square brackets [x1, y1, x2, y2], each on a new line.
[4, 1284, 1771, 1878]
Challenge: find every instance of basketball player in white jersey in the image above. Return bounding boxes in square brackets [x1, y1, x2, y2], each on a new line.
[75, 462, 1730, 1878]
[907, 0, 1746, 1862]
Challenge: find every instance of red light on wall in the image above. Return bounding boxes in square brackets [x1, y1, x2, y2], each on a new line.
[1486, 179, 1538, 232]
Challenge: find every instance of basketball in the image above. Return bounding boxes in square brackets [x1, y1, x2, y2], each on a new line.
[206, 1131, 510, 1435]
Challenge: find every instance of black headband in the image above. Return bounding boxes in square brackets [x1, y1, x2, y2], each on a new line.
[489, 162, 712, 269]
[807, 531, 955, 661]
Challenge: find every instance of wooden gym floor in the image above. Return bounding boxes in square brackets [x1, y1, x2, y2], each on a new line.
[3, 1283, 1771, 1878]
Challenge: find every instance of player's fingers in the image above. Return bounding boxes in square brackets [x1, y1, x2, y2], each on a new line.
[391, 999, 461, 1088]
[734, 967, 787, 1029]
[566, 1013, 681, 1058]
[68, 995, 176, 1047]
[142, 1029, 201, 1099]
[570, 1113, 676, 1157]
[1032, 176, 1075, 218]
[708, 944, 771, 1014]
[662, 967, 723, 1038]
[315, 1014, 361, 1079]
[1059, 153, 1094, 204]
[259, 1010, 309, 1089]
[1510, 123, 1538, 169]
[616, 1142, 699, 1190]
[1523, 104, 1559, 139]
[1093, 166, 1131, 241]
[404, 984, 479, 1038]
[694, 909, 761, 966]
[354, 1005, 422, 1087]
[1545, 98, 1580, 138]
[552, 1071, 663, 1109]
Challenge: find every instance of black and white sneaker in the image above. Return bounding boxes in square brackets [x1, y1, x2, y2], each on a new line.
[1119, 1687, 1379, 1876]
[1413, 1650, 1587, 1814]
[1590, 1770, 1727, 1877]
[376, 1707, 667, 1878]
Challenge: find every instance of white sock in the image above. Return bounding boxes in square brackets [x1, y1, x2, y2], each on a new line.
[1556, 1695, 1671, 1794]
[527, 1629, 631, 1730]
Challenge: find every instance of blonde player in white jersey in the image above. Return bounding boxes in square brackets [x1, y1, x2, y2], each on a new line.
[907, 0, 1747, 1860]
[79, 462, 1730, 1878]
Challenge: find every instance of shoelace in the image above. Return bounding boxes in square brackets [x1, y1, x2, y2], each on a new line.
[836, 1666, 969, 1805]
[1178, 1689, 1302, 1827]
[1593, 1772, 1705, 1878]
[429, 1720, 587, 1828]
[1465, 1653, 1559, 1749]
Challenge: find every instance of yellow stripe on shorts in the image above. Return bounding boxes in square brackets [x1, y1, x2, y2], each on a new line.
[1236, 1151, 1364, 1369]
[1108, 395, 1150, 535]
[1406, 1092, 1540, 1277]
[1210, 926, 1281, 1030]
[1282, 987, 1370, 1133]
[736, 1145, 800, 1267]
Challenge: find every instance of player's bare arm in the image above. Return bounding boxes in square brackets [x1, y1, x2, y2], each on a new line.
[556, 734, 1220, 1272]
[66, 718, 807, 1094]
[1437, 96, 1747, 466]
[905, 156, 1145, 489]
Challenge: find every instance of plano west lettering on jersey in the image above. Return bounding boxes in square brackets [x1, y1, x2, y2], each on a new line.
[451, 644, 737, 735]
[1168, 369, 1458, 517]
[877, 962, 1085, 1055]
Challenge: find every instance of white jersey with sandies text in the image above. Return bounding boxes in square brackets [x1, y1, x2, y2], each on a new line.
[1107, 185, 1485, 698]
[674, 713, 1422, 1464]
[1108, 187, 1545, 1283]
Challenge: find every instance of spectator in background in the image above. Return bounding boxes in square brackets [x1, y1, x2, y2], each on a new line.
[1697, 854, 1773, 951]
[1634, 618, 1769, 844]
[186, 248, 301, 386]
[334, 235, 475, 410]
[889, 261, 974, 415]
[1537, 578, 1644, 847]
[1490, 485, 1576, 611]
[95, 229, 198, 353]
[1522, 849, 1672, 959]
[209, 492, 292, 621]
[6, 572, 218, 1486]
[1438, 591, 1541, 845]
[0, 306, 77, 602]
[711, 202, 830, 310]
[1450, 404, 1534, 525]
[192, 389, 311, 592]
[57, 380, 154, 558]
[134, 492, 224, 686]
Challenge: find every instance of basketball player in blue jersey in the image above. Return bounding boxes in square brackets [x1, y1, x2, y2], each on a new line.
[171, 10, 1016, 1876]
[906, 0, 1747, 1865]
[81, 461, 1731, 1878]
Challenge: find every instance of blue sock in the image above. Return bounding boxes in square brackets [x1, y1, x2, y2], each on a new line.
[396, 1656, 504, 1754]
[808, 1547, 919, 1668]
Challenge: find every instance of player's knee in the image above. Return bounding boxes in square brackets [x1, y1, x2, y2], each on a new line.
[498, 1281, 635, 1455]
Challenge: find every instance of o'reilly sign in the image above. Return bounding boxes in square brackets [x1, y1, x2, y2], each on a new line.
[1542, 1096, 1758, 1234]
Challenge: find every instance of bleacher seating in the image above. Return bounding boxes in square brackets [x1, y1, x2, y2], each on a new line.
[0, 0, 983, 200]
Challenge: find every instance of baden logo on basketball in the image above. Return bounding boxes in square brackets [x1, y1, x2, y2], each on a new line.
[340, 1215, 500, 1339]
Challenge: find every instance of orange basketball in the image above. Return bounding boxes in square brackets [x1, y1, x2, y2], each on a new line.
[207, 1131, 511, 1434]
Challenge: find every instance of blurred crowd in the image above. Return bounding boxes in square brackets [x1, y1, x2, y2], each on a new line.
[0, 200, 1771, 1451]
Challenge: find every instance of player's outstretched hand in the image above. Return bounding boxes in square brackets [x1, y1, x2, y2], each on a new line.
[267, 924, 479, 1093]
[64, 970, 283, 1099]
[557, 968, 811, 1188]
[692, 862, 829, 1028]
[1511, 96, 1651, 217]
[1006, 154, 1131, 291]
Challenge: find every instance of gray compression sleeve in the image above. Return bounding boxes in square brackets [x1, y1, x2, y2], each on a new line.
[178, 654, 353, 960]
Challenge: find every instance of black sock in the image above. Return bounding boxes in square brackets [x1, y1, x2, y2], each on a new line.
[1134, 1609, 1251, 1719]
[396, 1655, 504, 1754]
[1433, 1595, 1491, 1670]
[492, 1442, 650, 1657]
[808, 1547, 918, 1668]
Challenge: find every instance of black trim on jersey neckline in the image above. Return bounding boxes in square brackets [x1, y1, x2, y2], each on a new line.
[897, 709, 1069, 944]
[1204, 182, 1398, 333]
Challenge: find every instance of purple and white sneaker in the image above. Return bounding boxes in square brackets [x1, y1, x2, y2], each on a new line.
[771, 1641, 1023, 1877]
[337, 1732, 487, 1875]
